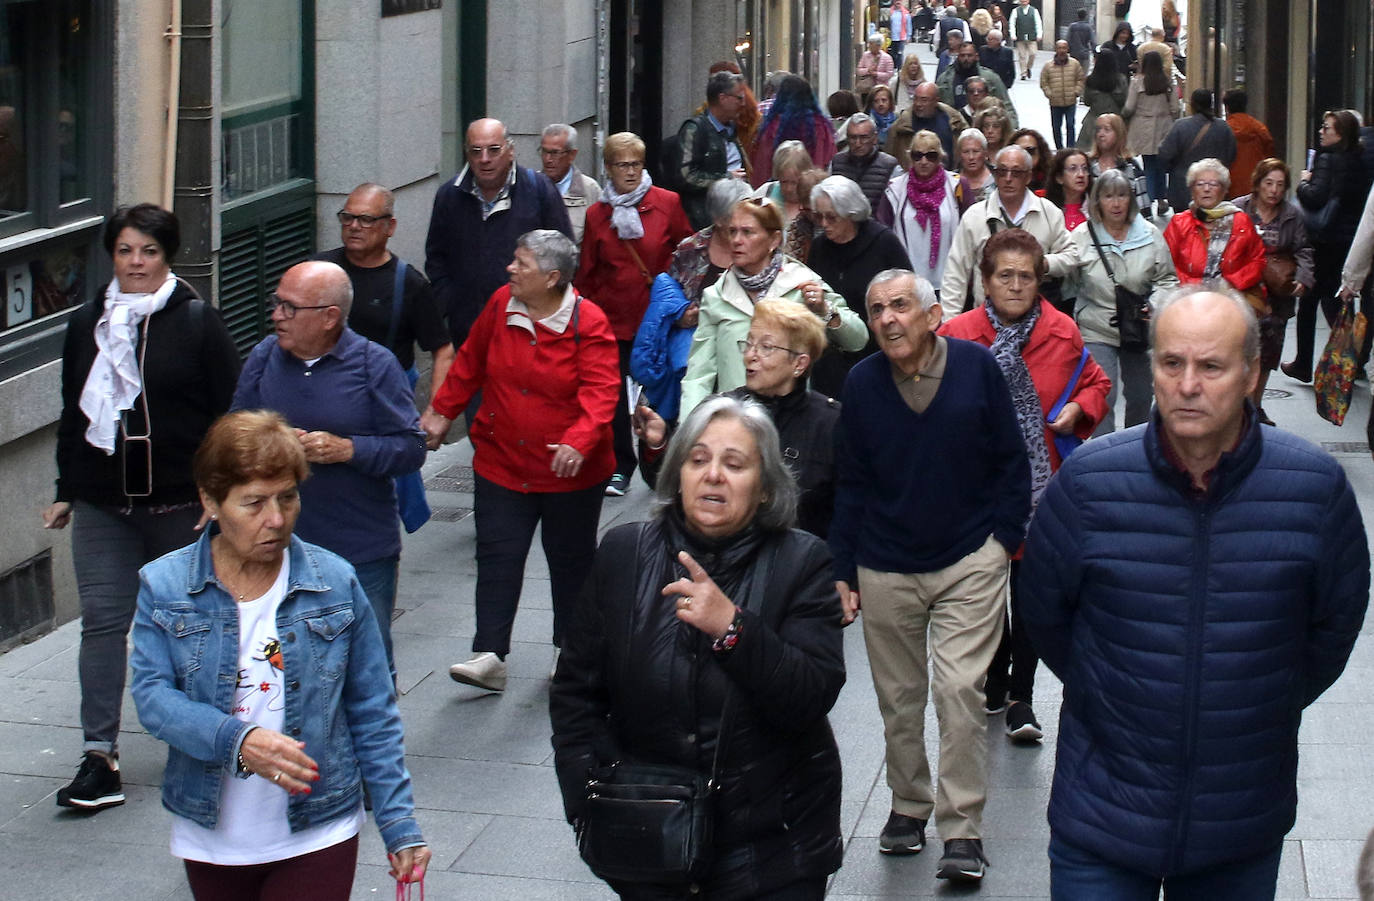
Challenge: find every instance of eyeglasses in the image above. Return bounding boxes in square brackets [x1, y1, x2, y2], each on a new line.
[466, 143, 509, 158]
[269, 294, 340, 319]
[1063, 165, 1090, 175]
[968, 87, 988, 95]
[540, 147, 572, 157]
[608, 160, 645, 172]
[911, 150, 942, 163]
[1193, 180, 1223, 190]
[737, 338, 800, 359]
[337, 210, 389, 227]
[992, 166, 1031, 179]
[724, 92, 747, 102]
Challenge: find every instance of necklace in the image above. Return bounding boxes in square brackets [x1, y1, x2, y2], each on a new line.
[212, 539, 281, 602]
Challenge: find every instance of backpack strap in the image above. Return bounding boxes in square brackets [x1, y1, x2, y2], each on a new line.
[386, 257, 408, 351]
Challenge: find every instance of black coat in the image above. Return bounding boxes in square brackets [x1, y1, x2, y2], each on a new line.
[550, 513, 845, 898]
[806, 219, 912, 397]
[55, 280, 241, 506]
[1296, 146, 1368, 248]
[636, 385, 841, 539]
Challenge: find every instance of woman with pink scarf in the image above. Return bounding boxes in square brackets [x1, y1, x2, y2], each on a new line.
[876, 129, 962, 300]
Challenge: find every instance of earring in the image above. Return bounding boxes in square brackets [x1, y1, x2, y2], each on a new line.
[210, 514, 218, 521]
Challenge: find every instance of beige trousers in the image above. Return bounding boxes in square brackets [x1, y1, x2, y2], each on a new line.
[1016, 40, 1037, 75]
[858, 534, 1009, 839]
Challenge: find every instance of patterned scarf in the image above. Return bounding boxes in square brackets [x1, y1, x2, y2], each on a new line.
[905, 168, 950, 269]
[871, 107, 897, 142]
[599, 169, 653, 239]
[735, 250, 785, 296]
[1197, 200, 1241, 280]
[986, 300, 1053, 509]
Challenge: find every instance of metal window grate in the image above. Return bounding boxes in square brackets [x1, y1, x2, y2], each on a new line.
[428, 506, 473, 522]
[426, 464, 475, 494]
[0, 550, 54, 651]
[1321, 442, 1370, 454]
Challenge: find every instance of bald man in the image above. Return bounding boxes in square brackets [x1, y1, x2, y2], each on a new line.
[1021, 284, 1369, 899]
[232, 261, 427, 678]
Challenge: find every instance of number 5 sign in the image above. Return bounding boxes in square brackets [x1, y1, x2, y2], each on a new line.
[7, 264, 31, 328]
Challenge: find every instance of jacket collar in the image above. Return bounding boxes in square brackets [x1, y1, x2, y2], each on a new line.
[1144, 401, 1262, 501]
[185, 528, 333, 597]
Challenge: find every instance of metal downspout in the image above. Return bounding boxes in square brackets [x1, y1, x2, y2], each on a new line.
[172, 0, 215, 302]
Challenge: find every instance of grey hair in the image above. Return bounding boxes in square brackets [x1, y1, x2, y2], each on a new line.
[772, 140, 813, 177]
[515, 229, 579, 288]
[965, 77, 988, 93]
[846, 112, 877, 135]
[707, 70, 746, 104]
[988, 29, 1003, 41]
[763, 70, 793, 99]
[812, 175, 872, 222]
[541, 123, 578, 151]
[1186, 157, 1231, 193]
[957, 127, 988, 150]
[995, 144, 1032, 168]
[706, 178, 752, 226]
[349, 183, 395, 216]
[1088, 168, 1140, 222]
[652, 395, 799, 533]
[1150, 282, 1260, 365]
[867, 269, 939, 310]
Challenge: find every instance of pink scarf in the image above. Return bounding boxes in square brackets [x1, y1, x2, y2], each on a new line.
[905, 168, 949, 269]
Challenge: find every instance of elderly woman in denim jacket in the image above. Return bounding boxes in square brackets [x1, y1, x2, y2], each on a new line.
[131, 411, 429, 900]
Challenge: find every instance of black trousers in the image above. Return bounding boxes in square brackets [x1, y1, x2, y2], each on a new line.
[986, 559, 1038, 704]
[611, 339, 636, 477]
[472, 473, 605, 657]
[612, 877, 828, 900]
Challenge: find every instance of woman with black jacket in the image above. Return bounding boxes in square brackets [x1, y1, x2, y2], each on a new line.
[1285, 109, 1370, 382]
[41, 204, 240, 813]
[635, 300, 840, 538]
[551, 395, 845, 899]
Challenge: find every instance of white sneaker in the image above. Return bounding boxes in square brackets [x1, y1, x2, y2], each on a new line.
[449, 652, 507, 691]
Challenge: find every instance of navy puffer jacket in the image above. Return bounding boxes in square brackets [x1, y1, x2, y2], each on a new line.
[1020, 413, 1369, 877]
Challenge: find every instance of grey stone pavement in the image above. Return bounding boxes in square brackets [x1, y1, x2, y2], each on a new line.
[4, 46, 1374, 901]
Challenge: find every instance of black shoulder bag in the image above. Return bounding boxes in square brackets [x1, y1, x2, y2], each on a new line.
[1087, 220, 1151, 351]
[576, 530, 778, 886]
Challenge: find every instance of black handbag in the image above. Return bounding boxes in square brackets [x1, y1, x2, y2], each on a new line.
[576, 533, 777, 886]
[1087, 221, 1152, 352]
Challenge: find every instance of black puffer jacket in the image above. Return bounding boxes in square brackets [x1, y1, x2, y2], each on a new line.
[1296, 146, 1368, 247]
[636, 385, 840, 538]
[550, 511, 845, 898]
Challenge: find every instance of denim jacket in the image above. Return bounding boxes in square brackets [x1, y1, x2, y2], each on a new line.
[130, 531, 424, 853]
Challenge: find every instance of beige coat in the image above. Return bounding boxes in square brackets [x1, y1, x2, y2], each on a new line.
[1123, 77, 1180, 156]
[1039, 57, 1084, 107]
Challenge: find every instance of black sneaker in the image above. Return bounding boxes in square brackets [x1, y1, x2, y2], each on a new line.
[878, 811, 926, 854]
[1005, 701, 1044, 743]
[56, 752, 125, 811]
[983, 680, 1008, 715]
[604, 473, 629, 497]
[936, 837, 987, 882]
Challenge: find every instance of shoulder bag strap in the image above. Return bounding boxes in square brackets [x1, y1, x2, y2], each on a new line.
[622, 240, 655, 287]
[1086, 221, 1120, 286]
[386, 258, 409, 351]
[1047, 345, 1091, 423]
[1184, 119, 1213, 155]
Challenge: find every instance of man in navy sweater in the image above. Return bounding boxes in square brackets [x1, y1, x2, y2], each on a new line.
[1020, 286, 1369, 898]
[831, 269, 1030, 884]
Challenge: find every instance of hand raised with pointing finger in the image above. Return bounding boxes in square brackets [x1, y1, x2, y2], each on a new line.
[662, 550, 739, 639]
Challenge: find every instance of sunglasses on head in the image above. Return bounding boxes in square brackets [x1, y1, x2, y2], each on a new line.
[911, 150, 942, 162]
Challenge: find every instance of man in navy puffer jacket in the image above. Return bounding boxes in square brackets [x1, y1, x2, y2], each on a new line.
[1021, 284, 1369, 899]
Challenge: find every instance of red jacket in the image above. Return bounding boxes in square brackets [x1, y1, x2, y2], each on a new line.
[575, 186, 693, 341]
[940, 301, 1112, 471]
[431, 285, 620, 493]
[1163, 209, 1267, 292]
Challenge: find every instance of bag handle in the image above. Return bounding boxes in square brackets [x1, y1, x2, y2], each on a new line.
[1047, 345, 1091, 425]
[395, 875, 424, 901]
[1085, 221, 1120, 286]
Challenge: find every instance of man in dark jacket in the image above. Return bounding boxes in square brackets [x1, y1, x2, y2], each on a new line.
[676, 71, 749, 229]
[979, 30, 1016, 95]
[830, 114, 900, 211]
[1020, 285, 1369, 898]
[1156, 90, 1237, 213]
[831, 269, 1030, 885]
[424, 117, 573, 348]
[1066, 9, 1094, 67]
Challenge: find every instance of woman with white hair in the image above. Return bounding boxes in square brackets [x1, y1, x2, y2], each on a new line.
[877, 129, 961, 293]
[954, 127, 995, 212]
[1163, 158, 1266, 297]
[806, 175, 913, 397]
[752, 140, 814, 242]
[856, 33, 895, 101]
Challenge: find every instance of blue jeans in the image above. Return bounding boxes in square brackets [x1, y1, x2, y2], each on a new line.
[353, 555, 400, 683]
[1086, 341, 1153, 436]
[1049, 835, 1282, 900]
[1050, 105, 1077, 149]
[1142, 154, 1166, 203]
[73, 500, 201, 754]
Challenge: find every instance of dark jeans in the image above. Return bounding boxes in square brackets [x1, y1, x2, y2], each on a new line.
[986, 559, 1037, 703]
[353, 555, 400, 683]
[1141, 154, 1166, 202]
[184, 834, 358, 901]
[73, 500, 201, 754]
[1048, 835, 1282, 900]
[1050, 105, 1077, 149]
[612, 877, 828, 900]
[472, 473, 605, 657]
[611, 339, 636, 476]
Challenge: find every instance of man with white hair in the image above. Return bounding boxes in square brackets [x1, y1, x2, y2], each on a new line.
[979, 31, 1016, 95]
[539, 123, 600, 248]
[940, 144, 1075, 317]
[1011, 0, 1043, 80]
[831, 268, 1029, 884]
[1021, 284, 1368, 898]
[232, 260, 427, 678]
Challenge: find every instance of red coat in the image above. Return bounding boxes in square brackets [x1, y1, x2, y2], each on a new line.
[940, 301, 1112, 471]
[575, 186, 693, 341]
[1162, 209, 1267, 292]
[431, 285, 620, 493]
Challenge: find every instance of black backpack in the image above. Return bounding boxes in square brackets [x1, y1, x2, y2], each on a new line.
[657, 116, 711, 195]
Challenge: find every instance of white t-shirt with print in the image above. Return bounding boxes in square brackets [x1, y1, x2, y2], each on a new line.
[170, 558, 364, 865]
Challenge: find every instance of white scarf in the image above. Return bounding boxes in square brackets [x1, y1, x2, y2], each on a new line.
[79, 274, 178, 454]
[600, 170, 653, 239]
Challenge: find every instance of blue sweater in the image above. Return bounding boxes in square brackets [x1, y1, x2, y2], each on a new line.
[232, 328, 427, 566]
[829, 338, 1030, 583]
[1019, 415, 1369, 877]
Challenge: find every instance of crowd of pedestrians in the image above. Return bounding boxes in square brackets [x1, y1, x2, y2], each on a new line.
[32, 9, 1374, 900]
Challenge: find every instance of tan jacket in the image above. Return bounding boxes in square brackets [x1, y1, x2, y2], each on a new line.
[1136, 40, 1174, 76]
[561, 168, 602, 248]
[1039, 56, 1084, 107]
